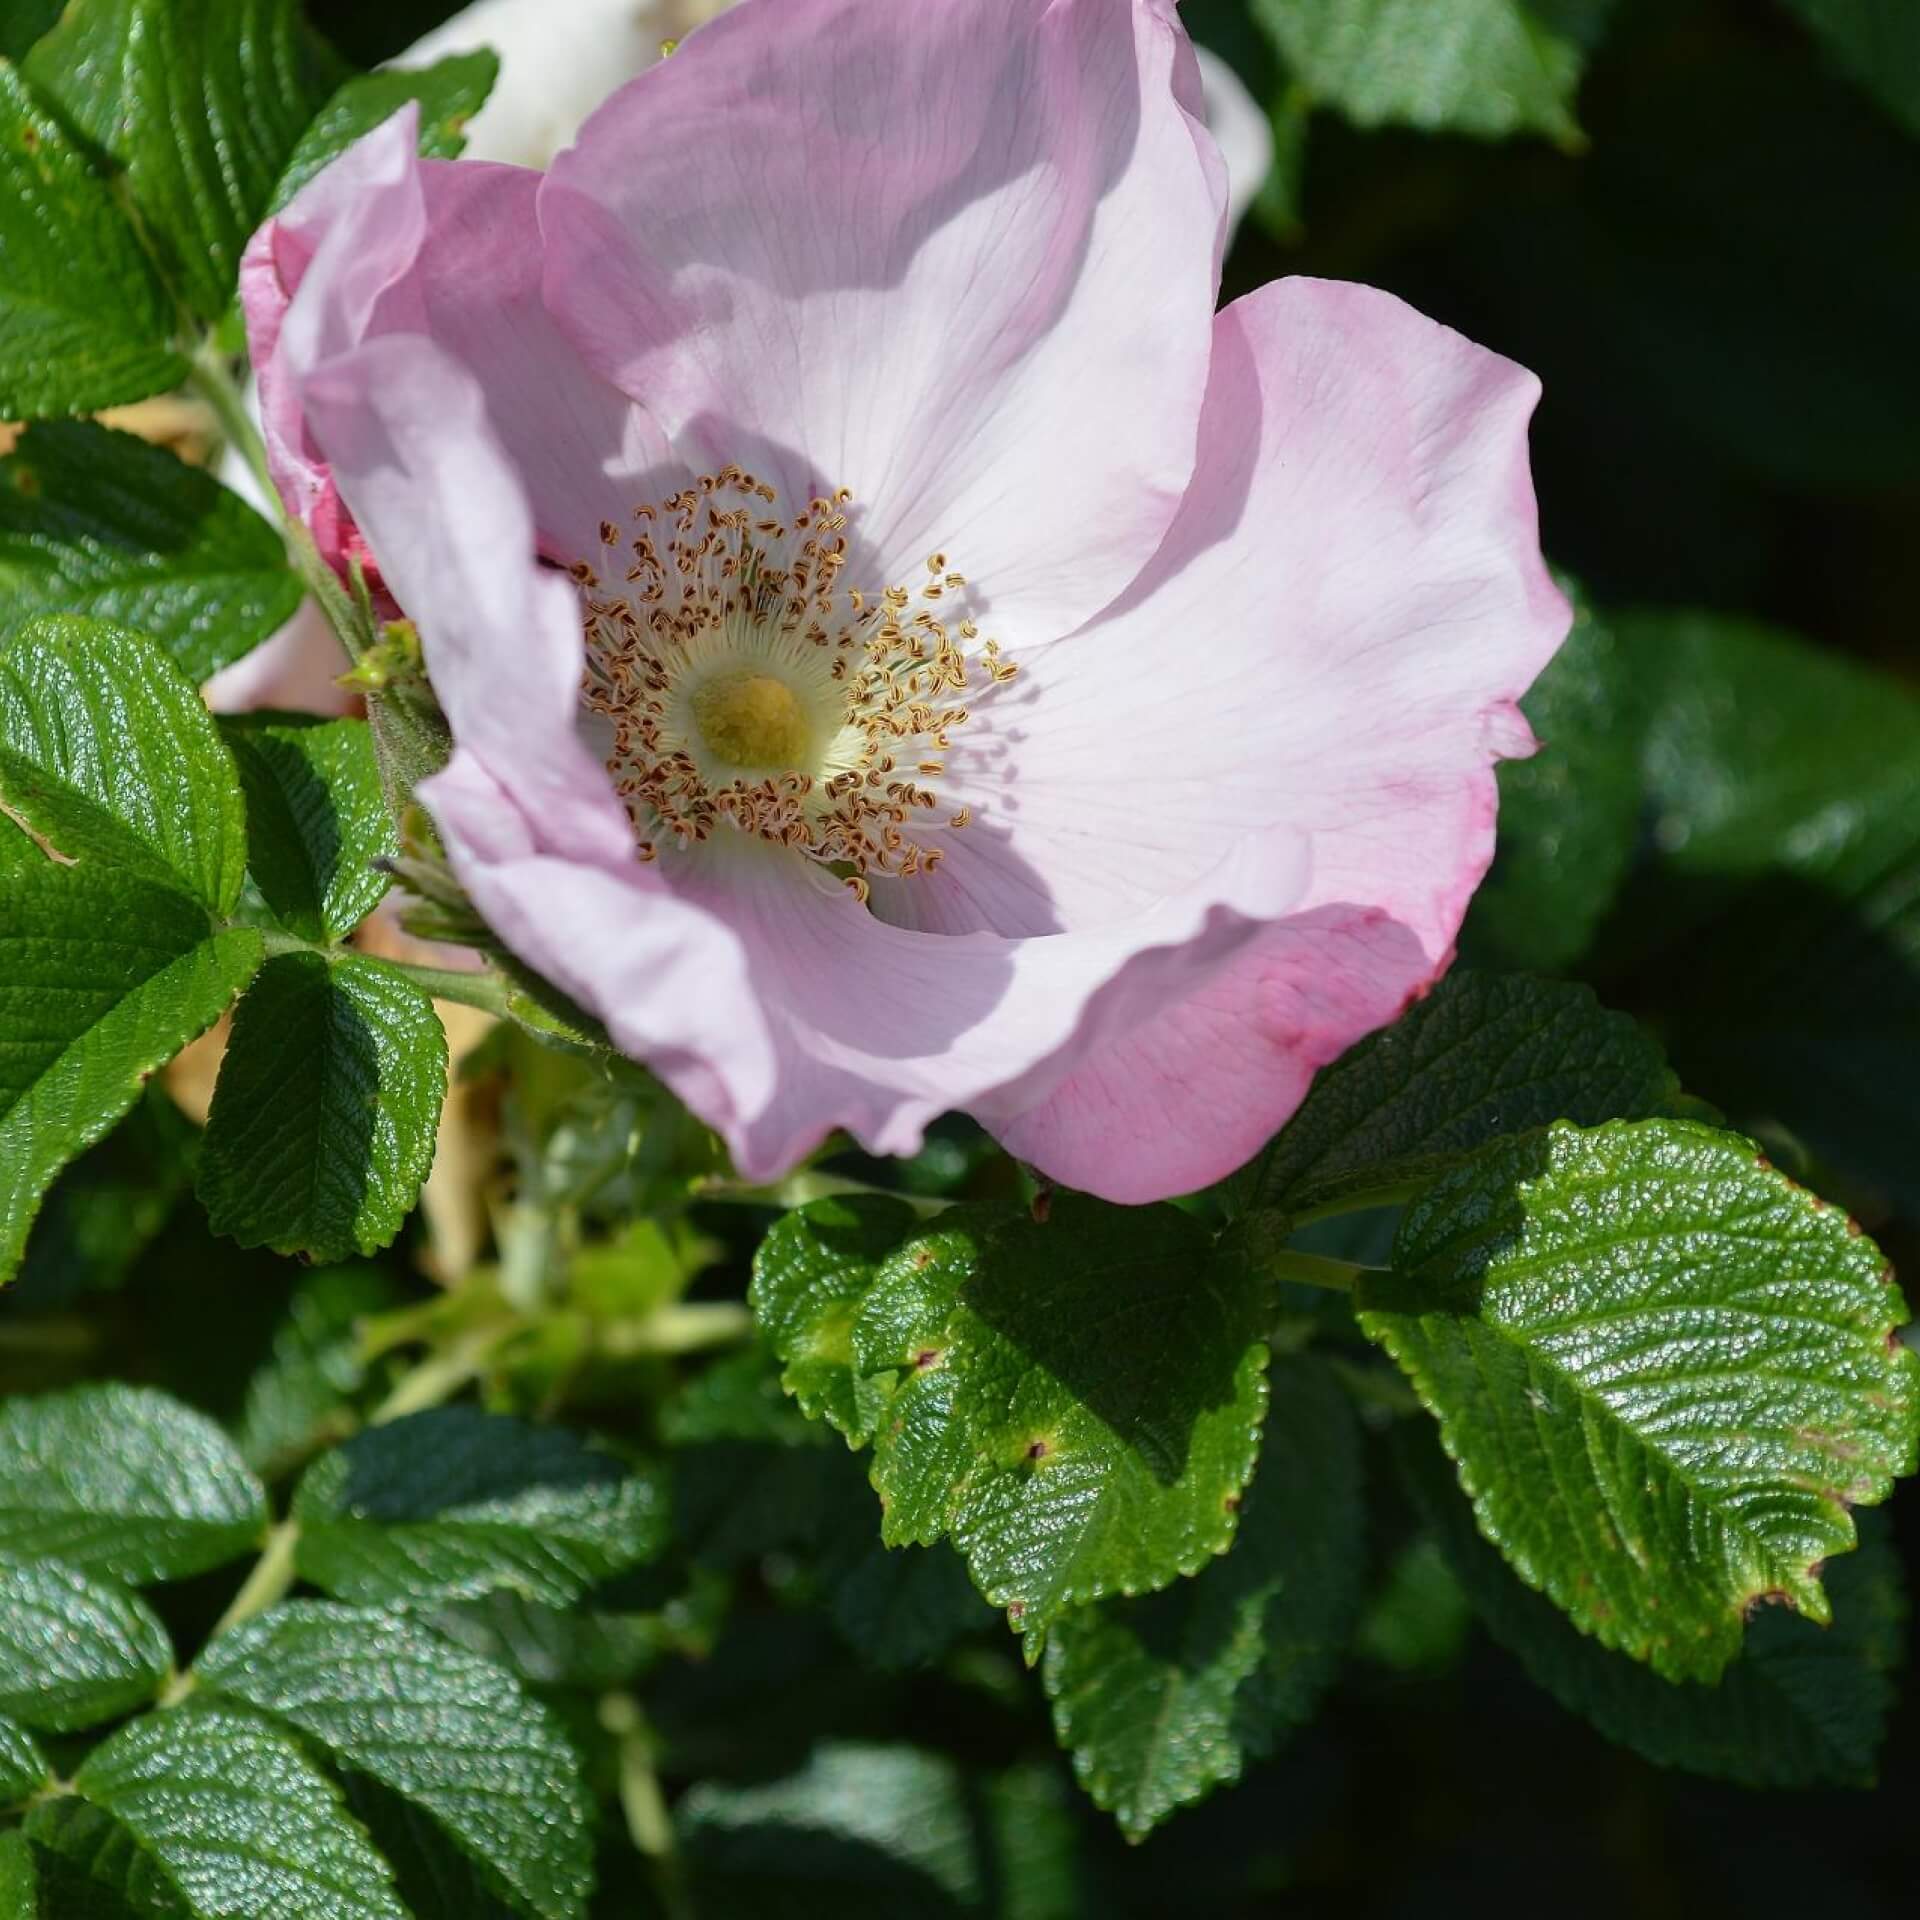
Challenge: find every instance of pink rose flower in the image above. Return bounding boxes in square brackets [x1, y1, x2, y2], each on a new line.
[244, 0, 1567, 1202]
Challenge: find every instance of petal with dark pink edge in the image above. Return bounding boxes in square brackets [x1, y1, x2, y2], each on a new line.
[540, 0, 1221, 639]
[959, 277, 1569, 1195]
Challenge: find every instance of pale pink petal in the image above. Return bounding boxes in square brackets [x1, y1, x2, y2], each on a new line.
[951, 277, 1568, 1194]
[540, 0, 1223, 638]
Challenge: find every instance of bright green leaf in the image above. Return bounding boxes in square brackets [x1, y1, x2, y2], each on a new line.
[1781, 0, 1920, 136]
[75, 1703, 406, 1920]
[0, 425, 300, 679]
[1400, 1424, 1906, 1787]
[0, 1555, 169, 1731]
[1238, 971, 1674, 1223]
[0, 862, 262, 1284]
[197, 1602, 594, 1920]
[1360, 1119, 1920, 1681]
[17, 1800, 189, 1918]
[0, 1715, 47, 1804]
[270, 49, 500, 212]
[0, 62, 185, 417]
[1043, 1354, 1362, 1838]
[221, 716, 395, 944]
[197, 951, 446, 1261]
[854, 1199, 1271, 1638]
[291, 1406, 666, 1609]
[751, 1192, 920, 1444]
[0, 616, 249, 913]
[0, 1383, 267, 1583]
[1250, 0, 1616, 145]
[24, 0, 348, 320]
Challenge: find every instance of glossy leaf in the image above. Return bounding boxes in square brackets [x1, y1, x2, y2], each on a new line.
[0, 63, 184, 416]
[1043, 1355, 1362, 1838]
[0, 425, 300, 678]
[0, 1384, 267, 1583]
[221, 716, 394, 944]
[855, 1199, 1271, 1638]
[1400, 1424, 1907, 1788]
[292, 1406, 666, 1609]
[750, 1192, 919, 1444]
[1360, 1119, 1919, 1680]
[24, 0, 348, 320]
[1239, 971, 1673, 1222]
[0, 1555, 170, 1732]
[269, 49, 499, 211]
[75, 1704, 405, 1920]
[197, 951, 446, 1261]
[0, 1715, 47, 1805]
[15, 1799, 190, 1918]
[197, 1603, 594, 1920]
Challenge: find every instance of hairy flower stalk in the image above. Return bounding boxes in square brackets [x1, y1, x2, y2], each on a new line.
[243, 0, 1569, 1201]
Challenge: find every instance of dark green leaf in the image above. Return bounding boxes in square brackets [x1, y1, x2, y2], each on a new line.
[1360, 1119, 1919, 1681]
[825, 1539, 993, 1675]
[1250, 0, 1614, 145]
[1460, 584, 1649, 972]
[1401, 1423, 1906, 1787]
[16, 1800, 189, 1918]
[0, 616, 248, 913]
[197, 1602, 594, 1920]
[24, 0, 348, 320]
[429, 1591, 669, 1694]
[0, 425, 300, 679]
[75, 1704, 406, 1920]
[1042, 1354, 1362, 1838]
[0, 1555, 169, 1731]
[197, 951, 446, 1261]
[0, 63, 185, 417]
[0, 3, 62, 61]
[1352, 1537, 1471, 1674]
[0, 1383, 267, 1583]
[234, 1263, 404, 1475]
[855, 1199, 1271, 1639]
[269, 49, 500, 211]
[1781, 0, 1920, 136]
[0, 862, 261, 1284]
[750, 1192, 921, 1443]
[291, 1406, 666, 1609]
[222, 716, 394, 943]
[0, 1715, 47, 1804]
[338, 1776, 517, 1920]
[1238, 971, 1673, 1222]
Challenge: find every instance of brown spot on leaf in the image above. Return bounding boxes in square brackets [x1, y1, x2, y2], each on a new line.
[1025, 1439, 1050, 1462]
[910, 1246, 934, 1270]
[913, 1348, 941, 1371]
[1030, 1187, 1053, 1225]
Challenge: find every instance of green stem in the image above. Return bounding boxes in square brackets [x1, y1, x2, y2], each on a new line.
[1261, 1250, 1371, 1294]
[602, 1301, 753, 1358]
[603, 1695, 694, 1920]
[692, 1170, 952, 1216]
[160, 1517, 302, 1703]
[1287, 1178, 1430, 1229]
[369, 1325, 510, 1423]
[381, 958, 515, 1019]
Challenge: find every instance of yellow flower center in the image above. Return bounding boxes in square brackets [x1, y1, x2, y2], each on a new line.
[691, 669, 811, 771]
[575, 467, 1017, 900]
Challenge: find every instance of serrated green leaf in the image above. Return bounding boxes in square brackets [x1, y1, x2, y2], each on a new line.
[338, 1777, 517, 1920]
[0, 616, 248, 914]
[1781, 0, 1920, 136]
[1360, 1118, 1920, 1681]
[221, 716, 394, 944]
[1461, 584, 1650, 973]
[1239, 971, 1673, 1222]
[0, 1384, 267, 1583]
[0, 62, 185, 418]
[0, 1556, 169, 1732]
[24, 0, 347, 321]
[0, 863, 262, 1283]
[751, 1193, 921, 1443]
[269, 50, 499, 212]
[1251, 0, 1615, 144]
[234, 1263, 405, 1476]
[1399, 1423, 1906, 1788]
[854, 1200, 1271, 1638]
[197, 1602, 594, 1920]
[0, 1715, 48, 1804]
[1600, 614, 1920, 1216]
[197, 951, 446, 1261]
[1042, 1354, 1361, 1839]
[75, 1703, 405, 1920]
[428, 1591, 668, 1694]
[291, 1406, 666, 1609]
[0, 425, 301, 679]
[19, 1799, 190, 1919]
